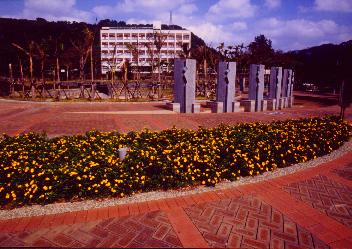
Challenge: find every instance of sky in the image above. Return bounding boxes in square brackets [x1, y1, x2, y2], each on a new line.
[1, 0, 352, 51]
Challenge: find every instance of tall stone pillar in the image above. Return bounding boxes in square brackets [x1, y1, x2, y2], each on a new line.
[269, 67, 282, 109]
[216, 61, 236, 112]
[173, 59, 197, 113]
[248, 64, 265, 112]
[288, 70, 295, 107]
[282, 69, 292, 98]
[282, 69, 293, 107]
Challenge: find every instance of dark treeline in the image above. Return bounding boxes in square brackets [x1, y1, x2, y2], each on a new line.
[287, 41, 352, 90]
[0, 17, 351, 91]
[212, 35, 352, 91]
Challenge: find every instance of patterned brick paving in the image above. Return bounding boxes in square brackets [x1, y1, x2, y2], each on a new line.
[283, 175, 352, 229]
[184, 195, 329, 248]
[332, 163, 352, 181]
[0, 210, 182, 248]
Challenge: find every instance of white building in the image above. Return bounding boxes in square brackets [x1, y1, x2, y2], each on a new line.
[100, 24, 191, 74]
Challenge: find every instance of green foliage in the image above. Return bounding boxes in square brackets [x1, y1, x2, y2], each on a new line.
[0, 116, 351, 208]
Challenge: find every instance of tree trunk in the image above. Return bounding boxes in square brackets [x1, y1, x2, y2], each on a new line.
[66, 65, 69, 81]
[90, 45, 94, 83]
[29, 55, 33, 84]
[56, 57, 60, 82]
[41, 60, 45, 84]
[158, 52, 161, 83]
[9, 63, 13, 82]
[19, 59, 24, 83]
[80, 56, 84, 80]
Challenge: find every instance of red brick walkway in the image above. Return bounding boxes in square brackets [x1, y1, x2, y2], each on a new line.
[0, 96, 351, 137]
[1, 150, 352, 248]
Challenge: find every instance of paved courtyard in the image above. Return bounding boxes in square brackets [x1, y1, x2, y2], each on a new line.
[0, 92, 351, 137]
[0, 93, 351, 248]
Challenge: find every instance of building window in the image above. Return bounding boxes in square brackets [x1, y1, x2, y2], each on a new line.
[183, 34, 190, 40]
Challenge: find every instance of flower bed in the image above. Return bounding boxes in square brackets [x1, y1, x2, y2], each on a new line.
[0, 116, 351, 208]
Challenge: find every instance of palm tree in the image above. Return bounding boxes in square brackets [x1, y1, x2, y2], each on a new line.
[12, 41, 36, 83]
[70, 26, 94, 80]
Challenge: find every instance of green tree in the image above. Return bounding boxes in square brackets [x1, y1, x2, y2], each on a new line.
[248, 34, 275, 65]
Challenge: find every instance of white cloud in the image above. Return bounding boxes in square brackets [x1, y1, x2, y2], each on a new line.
[177, 3, 198, 15]
[265, 0, 281, 9]
[18, 0, 92, 22]
[93, 0, 191, 18]
[314, 0, 352, 12]
[231, 21, 248, 31]
[207, 0, 257, 21]
[259, 18, 338, 38]
[256, 17, 352, 50]
[187, 22, 236, 44]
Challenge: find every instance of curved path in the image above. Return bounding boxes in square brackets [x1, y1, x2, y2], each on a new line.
[1, 150, 352, 248]
[0, 92, 351, 137]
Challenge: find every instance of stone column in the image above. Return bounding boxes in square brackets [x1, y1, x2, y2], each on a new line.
[269, 66, 282, 109]
[248, 64, 265, 112]
[282, 69, 292, 107]
[282, 69, 292, 97]
[288, 70, 295, 107]
[216, 61, 236, 112]
[173, 59, 197, 113]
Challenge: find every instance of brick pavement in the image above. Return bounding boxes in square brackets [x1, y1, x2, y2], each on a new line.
[283, 175, 352, 229]
[0, 211, 182, 248]
[0, 97, 351, 136]
[332, 163, 352, 181]
[184, 195, 329, 248]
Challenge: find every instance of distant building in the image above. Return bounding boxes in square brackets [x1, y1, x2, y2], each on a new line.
[100, 22, 191, 74]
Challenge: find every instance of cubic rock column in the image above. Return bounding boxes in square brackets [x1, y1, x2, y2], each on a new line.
[282, 69, 293, 108]
[288, 71, 295, 107]
[216, 61, 238, 112]
[173, 59, 198, 113]
[248, 64, 265, 112]
[269, 66, 282, 110]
